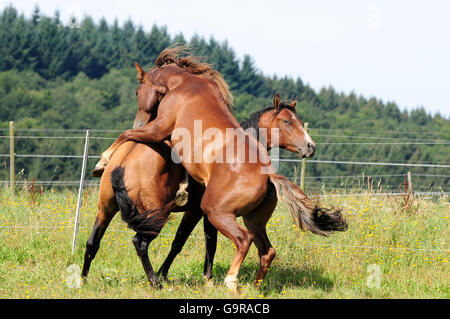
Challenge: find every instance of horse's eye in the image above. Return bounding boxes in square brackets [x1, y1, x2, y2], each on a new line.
[283, 120, 291, 125]
[135, 91, 138, 96]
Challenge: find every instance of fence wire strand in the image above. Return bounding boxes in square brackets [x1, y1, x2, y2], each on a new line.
[0, 225, 447, 253]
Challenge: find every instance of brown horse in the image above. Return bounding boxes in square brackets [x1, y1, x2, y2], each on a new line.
[88, 46, 347, 293]
[82, 93, 317, 284]
[157, 94, 315, 280]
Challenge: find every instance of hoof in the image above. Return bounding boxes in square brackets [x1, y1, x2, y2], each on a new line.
[92, 168, 104, 177]
[254, 278, 263, 288]
[156, 271, 168, 281]
[224, 276, 240, 296]
[92, 157, 109, 177]
[203, 276, 214, 287]
[147, 278, 162, 289]
[175, 189, 188, 206]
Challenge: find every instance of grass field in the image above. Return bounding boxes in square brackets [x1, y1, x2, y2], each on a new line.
[0, 186, 448, 299]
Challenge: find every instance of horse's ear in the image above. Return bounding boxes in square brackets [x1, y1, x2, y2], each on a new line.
[290, 96, 298, 108]
[273, 93, 281, 110]
[135, 62, 145, 82]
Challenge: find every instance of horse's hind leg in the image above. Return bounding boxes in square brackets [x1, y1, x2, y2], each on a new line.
[243, 221, 275, 286]
[209, 214, 253, 294]
[157, 209, 203, 279]
[243, 184, 278, 286]
[131, 203, 176, 288]
[82, 202, 117, 279]
[132, 233, 160, 287]
[157, 212, 218, 281]
[201, 211, 253, 295]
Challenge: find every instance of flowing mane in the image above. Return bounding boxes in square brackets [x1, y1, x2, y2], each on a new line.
[150, 44, 234, 109]
[240, 102, 296, 130]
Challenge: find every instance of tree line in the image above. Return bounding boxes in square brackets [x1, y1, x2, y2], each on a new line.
[0, 5, 448, 191]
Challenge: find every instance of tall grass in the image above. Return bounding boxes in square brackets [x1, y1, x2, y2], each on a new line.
[0, 186, 448, 299]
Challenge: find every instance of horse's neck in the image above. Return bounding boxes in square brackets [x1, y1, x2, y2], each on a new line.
[160, 65, 242, 131]
[158, 67, 184, 90]
[256, 112, 272, 151]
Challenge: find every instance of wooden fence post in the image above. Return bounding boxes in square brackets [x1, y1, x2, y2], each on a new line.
[293, 165, 298, 184]
[300, 122, 309, 191]
[407, 171, 413, 194]
[9, 121, 15, 191]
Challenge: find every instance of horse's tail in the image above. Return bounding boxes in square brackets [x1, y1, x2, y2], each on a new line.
[269, 174, 347, 236]
[111, 167, 173, 237]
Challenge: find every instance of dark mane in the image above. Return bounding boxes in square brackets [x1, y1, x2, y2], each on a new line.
[150, 44, 234, 109]
[240, 102, 296, 130]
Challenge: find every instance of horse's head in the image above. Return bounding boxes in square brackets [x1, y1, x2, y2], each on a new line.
[133, 62, 168, 128]
[259, 93, 316, 158]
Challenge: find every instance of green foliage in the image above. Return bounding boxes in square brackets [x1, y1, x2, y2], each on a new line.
[0, 5, 448, 188]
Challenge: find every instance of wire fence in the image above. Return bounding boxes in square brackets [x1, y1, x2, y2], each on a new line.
[0, 126, 449, 194]
[0, 126, 449, 256]
[0, 224, 447, 254]
[3, 134, 450, 143]
[309, 127, 450, 136]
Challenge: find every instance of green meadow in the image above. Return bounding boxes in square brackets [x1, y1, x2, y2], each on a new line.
[0, 187, 448, 299]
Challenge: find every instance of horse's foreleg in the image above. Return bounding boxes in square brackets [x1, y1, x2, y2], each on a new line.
[157, 209, 203, 279]
[93, 118, 174, 177]
[119, 118, 173, 144]
[92, 138, 127, 177]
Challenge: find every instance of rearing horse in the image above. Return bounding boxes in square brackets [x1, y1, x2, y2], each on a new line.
[82, 93, 321, 287]
[157, 94, 317, 280]
[92, 46, 347, 293]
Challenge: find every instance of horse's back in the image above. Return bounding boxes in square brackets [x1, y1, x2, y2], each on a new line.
[101, 141, 183, 213]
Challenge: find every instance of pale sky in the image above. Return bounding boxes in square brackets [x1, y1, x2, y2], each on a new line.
[3, 0, 450, 117]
